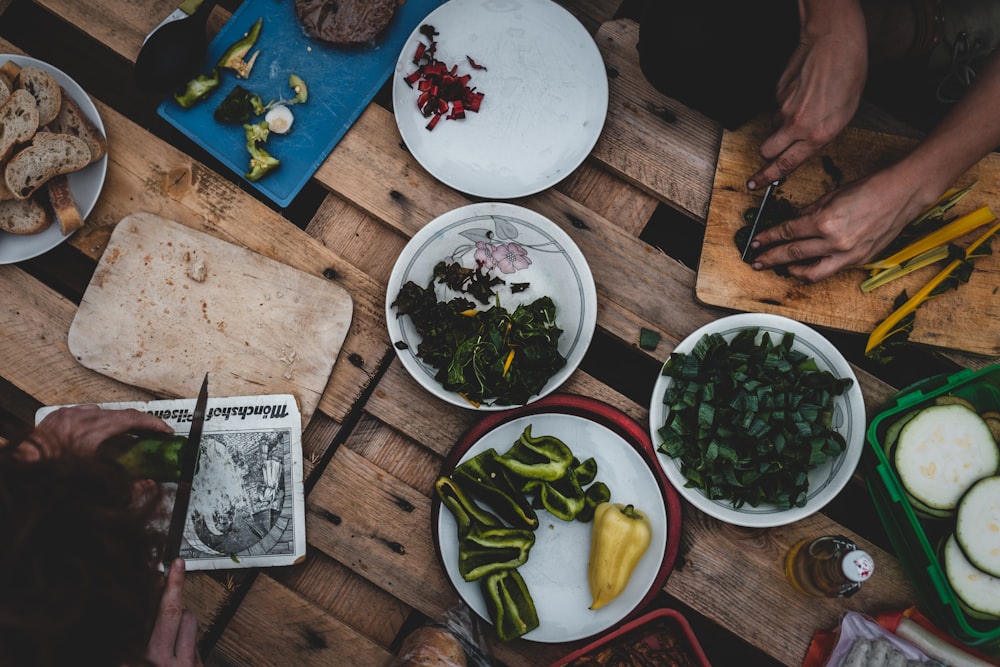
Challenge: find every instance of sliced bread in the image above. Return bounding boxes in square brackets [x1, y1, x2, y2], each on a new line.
[0, 197, 51, 235]
[0, 60, 21, 88]
[4, 131, 90, 200]
[46, 174, 84, 235]
[0, 75, 10, 107]
[0, 168, 13, 201]
[0, 89, 40, 163]
[16, 66, 61, 127]
[46, 90, 106, 163]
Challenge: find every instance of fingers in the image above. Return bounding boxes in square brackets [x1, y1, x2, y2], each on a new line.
[174, 610, 201, 665]
[146, 559, 188, 662]
[748, 135, 820, 191]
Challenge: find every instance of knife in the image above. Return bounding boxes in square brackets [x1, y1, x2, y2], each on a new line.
[161, 373, 208, 568]
[142, 0, 205, 45]
[740, 180, 782, 261]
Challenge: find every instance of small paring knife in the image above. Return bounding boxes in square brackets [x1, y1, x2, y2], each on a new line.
[741, 180, 782, 262]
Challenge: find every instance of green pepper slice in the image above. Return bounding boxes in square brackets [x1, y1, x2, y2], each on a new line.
[453, 449, 538, 530]
[243, 121, 279, 181]
[172, 68, 221, 108]
[573, 457, 598, 486]
[434, 476, 502, 539]
[214, 85, 258, 124]
[458, 525, 535, 581]
[538, 467, 586, 521]
[218, 17, 262, 79]
[112, 434, 188, 482]
[497, 425, 574, 481]
[481, 569, 539, 642]
[576, 481, 611, 523]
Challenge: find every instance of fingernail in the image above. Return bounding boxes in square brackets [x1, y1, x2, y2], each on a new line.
[751, 262, 763, 270]
[747, 180, 757, 190]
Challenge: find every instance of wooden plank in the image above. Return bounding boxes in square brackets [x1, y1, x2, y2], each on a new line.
[556, 161, 660, 237]
[206, 574, 394, 667]
[591, 19, 722, 221]
[666, 508, 918, 666]
[698, 118, 1000, 357]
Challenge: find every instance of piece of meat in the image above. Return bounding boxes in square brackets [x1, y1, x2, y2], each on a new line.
[294, 0, 397, 46]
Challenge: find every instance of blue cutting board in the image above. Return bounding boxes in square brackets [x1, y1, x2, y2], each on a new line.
[159, 0, 445, 207]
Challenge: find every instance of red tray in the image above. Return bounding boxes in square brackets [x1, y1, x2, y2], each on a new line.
[547, 607, 713, 667]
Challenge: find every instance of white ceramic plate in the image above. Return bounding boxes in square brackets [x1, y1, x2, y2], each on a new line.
[0, 55, 106, 264]
[391, 0, 609, 198]
[648, 313, 865, 528]
[437, 411, 669, 643]
[386, 202, 596, 409]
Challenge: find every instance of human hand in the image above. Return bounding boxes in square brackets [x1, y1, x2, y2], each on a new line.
[145, 559, 203, 667]
[21, 405, 173, 461]
[747, 0, 868, 190]
[748, 172, 927, 282]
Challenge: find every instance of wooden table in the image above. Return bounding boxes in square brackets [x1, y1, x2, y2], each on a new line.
[1, 0, 996, 665]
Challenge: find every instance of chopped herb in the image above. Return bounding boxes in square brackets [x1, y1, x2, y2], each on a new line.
[432, 261, 504, 304]
[639, 328, 661, 351]
[656, 328, 853, 509]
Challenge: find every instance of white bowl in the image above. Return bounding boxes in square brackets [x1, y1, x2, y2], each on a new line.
[386, 202, 596, 410]
[648, 313, 865, 527]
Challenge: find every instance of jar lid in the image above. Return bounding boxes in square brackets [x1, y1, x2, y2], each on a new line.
[843, 550, 875, 582]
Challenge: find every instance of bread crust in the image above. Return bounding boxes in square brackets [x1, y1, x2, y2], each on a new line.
[392, 626, 468, 667]
[0, 197, 51, 235]
[5, 131, 91, 200]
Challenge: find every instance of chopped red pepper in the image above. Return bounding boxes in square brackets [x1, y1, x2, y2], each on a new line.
[402, 24, 485, 131]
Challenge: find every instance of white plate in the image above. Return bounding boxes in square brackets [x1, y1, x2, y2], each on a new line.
[437, 411, 669, 643]
[386, 202, 596, 409]
[391, 0, 609, 198]
[0, 55, 107, 264]
[648, 313, 866, 528]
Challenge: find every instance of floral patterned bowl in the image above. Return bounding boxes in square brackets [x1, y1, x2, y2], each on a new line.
[385, 202, 597, 409]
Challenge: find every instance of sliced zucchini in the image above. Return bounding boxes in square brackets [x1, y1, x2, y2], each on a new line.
[882, 409, 919, 460]
[894, 404, 999, 511]
[943, 533, 1000, 619]
[955, 475, 1000, 577]
[903, 488, 954, 520]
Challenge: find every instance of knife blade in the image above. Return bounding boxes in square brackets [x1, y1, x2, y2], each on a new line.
[740, 180, 782, 261]
[142, 0, 205, 45]
[161, 373, 208, 568]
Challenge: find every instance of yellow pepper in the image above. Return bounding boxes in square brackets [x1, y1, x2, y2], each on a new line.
[587, 502, 652, 610]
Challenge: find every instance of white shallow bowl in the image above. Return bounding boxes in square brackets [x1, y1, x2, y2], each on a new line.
[648, 313, 865, 527]
[0, 55, 106, 264]
[386, 202, 596, 409]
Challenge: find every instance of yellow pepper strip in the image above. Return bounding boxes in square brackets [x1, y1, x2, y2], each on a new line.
[864, 206, 996, 271]
[865, 218, 1000, 354]
[458, 392, 481, 408]
[502, 349, 515, 376]
[860, 244, 951, 292]
[909, 181, 977, 227]
[460, 309, 478, 317]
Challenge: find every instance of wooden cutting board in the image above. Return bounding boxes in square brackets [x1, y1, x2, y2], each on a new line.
[68, 213, 353, 425]
[697, 116, 1000, 357]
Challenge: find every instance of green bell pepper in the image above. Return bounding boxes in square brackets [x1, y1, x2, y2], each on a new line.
[497, 425, 574, 482]
[538, 466, 586, 521]
[453, 448, 538, 530]
[434, 476, 502, 539]
[576, 481, 611, 523]
[172, 68, 220, 108]
[218, 17, 262, 79]
[481, 569, 539, 642]
[113, 434, 188, 482]
[458, 525, 535, 581]
[243, 121, 279, 181]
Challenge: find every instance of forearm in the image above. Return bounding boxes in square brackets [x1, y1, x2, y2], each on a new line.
[890, 51, 1000, 206]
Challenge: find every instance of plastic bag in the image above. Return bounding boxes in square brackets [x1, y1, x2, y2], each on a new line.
[390, 602, 495, 667]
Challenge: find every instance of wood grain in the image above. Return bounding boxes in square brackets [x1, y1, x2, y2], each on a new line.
[698, 117, 1000, 357]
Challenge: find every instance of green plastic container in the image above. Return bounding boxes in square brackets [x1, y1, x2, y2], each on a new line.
[865, 364, 1000, 654]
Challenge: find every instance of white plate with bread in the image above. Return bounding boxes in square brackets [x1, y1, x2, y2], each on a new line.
[0, 55, 107, 264]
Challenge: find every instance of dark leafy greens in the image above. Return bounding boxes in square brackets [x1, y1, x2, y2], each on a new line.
[392, 272, 566, 406]
[657, 328, 853, 510]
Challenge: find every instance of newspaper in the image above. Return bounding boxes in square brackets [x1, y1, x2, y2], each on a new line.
[35, 394, 306, 571]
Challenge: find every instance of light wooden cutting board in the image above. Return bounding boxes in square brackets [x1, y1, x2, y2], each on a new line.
[697, 116, 1000, 357]
[68, 213, 353, 425]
